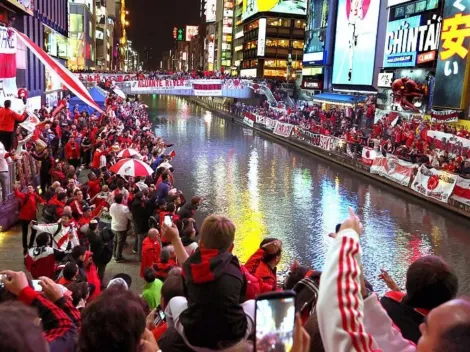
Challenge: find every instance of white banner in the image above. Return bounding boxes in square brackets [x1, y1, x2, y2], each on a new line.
[361, 147, 378, 166]
[255, 114, 265, 125]
[265, 117, 276, 130]
[193, 79, 223, 96]
[129, 79, 193, 93]
[273, 122, 294, 138]
[451, 176, 470, 205]
[411, 165, 458, 203]
[257, 18, 266, 56]
[370, 155, 416, 187]
[243, 116, 254, 127]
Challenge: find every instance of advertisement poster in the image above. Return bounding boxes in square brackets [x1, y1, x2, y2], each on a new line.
[411, 165, 458, 203]
[383, 12, 442, 67]
[433, 0, 470, 109]
[185, 26, 199, 41]
[303, 0, 329, 65]
[257, 18, 267, 56]
[370, 155, 416, 186]
[206, 0, 216, 22]
[45, 67, 63, 92]
[332, 0, 381, 85]
[0, 27, 18, 97]
[389, 68, 433, 113]
[242, 0, 307, 20]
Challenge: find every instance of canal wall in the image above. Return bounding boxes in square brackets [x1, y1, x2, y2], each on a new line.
[186, 97, 470, 220]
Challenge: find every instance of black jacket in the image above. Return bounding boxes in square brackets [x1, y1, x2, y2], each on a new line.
[131, 199, 150, 234]
[180, 248, 247, 349]
[177, 202, 197, 219]
[87, 227, 114, 265]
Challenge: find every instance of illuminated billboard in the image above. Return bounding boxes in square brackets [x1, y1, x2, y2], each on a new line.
[186, 25, 199, 41]
[206, 0, 216, 22]
[303, 0, 329, 65]
[383, 7, 441, 67]
[332, 0, 381, 85]
[242, 0, 308, 21]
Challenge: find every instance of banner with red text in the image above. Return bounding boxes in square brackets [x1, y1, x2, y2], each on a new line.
[361, 147, 378, 166]
[243, 116, 254, 127]
[255, 114, 265, 125]
[192, 79, 222, 96]
[451, 176, 470, 206]
[129, 79, 193, 93]
[265, 117, 276, 130]
[0, 27, 18, 97]
[370, 156, 416, 187]
[411, 165, 458, 203]
[273, 122, 294, 138]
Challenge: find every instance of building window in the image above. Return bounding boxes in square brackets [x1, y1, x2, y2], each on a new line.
[265, 39, 289, 48]
[70, 14, 84, 32]
[245, 20, 259, 31]
[244, 40, 257, 50]
[291, 40, 304, 49]
[294, 20, 306, 29]
[264, 59, 287, 68]
[267, 18, 291, 27]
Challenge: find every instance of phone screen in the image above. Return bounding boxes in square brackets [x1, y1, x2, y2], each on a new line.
[255, 295, 296, 352]
[154, 308, 166, 325]
[32, 280, 42, 292]
[163, 215, 173, 227]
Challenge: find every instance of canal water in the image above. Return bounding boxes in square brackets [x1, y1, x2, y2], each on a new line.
[147, 95, 470, 294]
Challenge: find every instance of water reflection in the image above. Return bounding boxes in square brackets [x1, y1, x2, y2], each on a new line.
[148, 96, 470, 294]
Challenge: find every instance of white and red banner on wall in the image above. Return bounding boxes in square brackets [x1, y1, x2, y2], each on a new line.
[451, 176, 470, 206]
[243, 116, 254, 128]
[0, 27, 18, 97]
[411, 165, 458, 203]
[273, 122, 294, 138]
[370, 155, 416, 187]
[192, 79, 222, 96]
[361, 147, 378, 166]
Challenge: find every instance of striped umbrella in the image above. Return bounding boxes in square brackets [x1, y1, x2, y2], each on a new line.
[109, 158, 154, 177]
[117, 148, 141, 158]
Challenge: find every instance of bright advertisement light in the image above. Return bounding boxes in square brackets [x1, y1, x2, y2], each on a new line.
[303, 0, 329, 65]
[242, 0, 307, 21]
[185, 25, 199, 41]
[332, 0, 381, 85]
[257, 18, 266, 56]
[206, 0, 217, 22]
[207, 42, 215, 63]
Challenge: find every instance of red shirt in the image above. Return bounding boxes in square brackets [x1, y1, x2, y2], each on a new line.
[0, 108, 27, 132]
[140, 237, 161, 277]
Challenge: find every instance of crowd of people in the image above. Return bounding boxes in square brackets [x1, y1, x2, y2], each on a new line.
[233, 96, 470, 177]
[0, 84, 469, 352]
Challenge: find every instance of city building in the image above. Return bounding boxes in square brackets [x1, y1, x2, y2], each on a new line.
[300, 0, 337, 97]
[231, 0, 243, 74]
[240, 15, 306, 78]
[68, 0, 97, 70]
[95, 0, 116, 70]
[213, 0, 234, 71]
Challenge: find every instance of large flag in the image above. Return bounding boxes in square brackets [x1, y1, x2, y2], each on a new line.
[0, 27, 18, 96]
[11, 28, 104, 114]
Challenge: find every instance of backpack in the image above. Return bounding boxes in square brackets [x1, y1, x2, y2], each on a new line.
[42, 204, 58, 224]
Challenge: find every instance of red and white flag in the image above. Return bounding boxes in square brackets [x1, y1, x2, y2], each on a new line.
[451, 176, 470, 206]
[11, 28, 104, 114]
[361, 147, 377, 166]
[0, 27, 18, 96]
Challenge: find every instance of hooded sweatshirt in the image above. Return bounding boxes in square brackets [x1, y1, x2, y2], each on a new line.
[180, 248, 248, 349]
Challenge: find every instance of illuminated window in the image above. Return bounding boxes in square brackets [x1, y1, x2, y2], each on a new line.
[267, 18, 291, 27]
[294, 20, 306, 28]
[70, 14, 84, 32]
[291, 40, 304, 49]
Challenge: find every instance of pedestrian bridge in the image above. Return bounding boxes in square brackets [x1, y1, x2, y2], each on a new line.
[114, 79, 255, 99]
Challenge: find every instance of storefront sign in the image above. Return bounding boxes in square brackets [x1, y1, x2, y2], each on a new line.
[411, 165, 457, 203]
[206, 0, 216, 22]
[273, 121, 294, 138]
[257, 18, 266, 56]
[208, 42, 215, 64]
[332, 0, 381, 85]
[370, 155, 416, 186]
[186, 26, 199, 42]
[433, 0, 470, 109]
[377, 72, 393, 87]
[383, 11, 441, 67]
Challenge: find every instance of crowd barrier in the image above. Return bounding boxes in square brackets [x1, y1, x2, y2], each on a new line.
[200, 104, 470, 214]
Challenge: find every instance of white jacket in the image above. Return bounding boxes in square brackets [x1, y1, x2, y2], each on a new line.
[32, 222, 79, 252]
[317, 229, 416, 352]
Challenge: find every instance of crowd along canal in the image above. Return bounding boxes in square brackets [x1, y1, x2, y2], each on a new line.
[147, 95, 470, 294]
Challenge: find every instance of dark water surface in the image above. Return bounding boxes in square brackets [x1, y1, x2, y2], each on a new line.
[148, 95, 470, 294]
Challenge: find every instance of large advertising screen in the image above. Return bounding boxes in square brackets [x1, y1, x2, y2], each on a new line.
[303, 0, 329, 65]
[206, 0, 216, 22]
[242, 0, 308, 21]
[383, 6, 441, 67]
[433, 0, 470, 109]
[332, 0, 381, 85]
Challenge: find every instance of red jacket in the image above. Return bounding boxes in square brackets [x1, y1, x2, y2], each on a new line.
[244, 248, 277, 293]
[240, 265, 261, 301]
[140, 237, 161, 277]
[47, 197, 65, 218]
[91, 148, 106, 169]
[87, 178, 101, 199]
[64, 140, 81, 159]
[153, 261, 174, 281]
[24, 246, 56, 279]
[15, 189, 43, 221]
[0, 108, 27, 132]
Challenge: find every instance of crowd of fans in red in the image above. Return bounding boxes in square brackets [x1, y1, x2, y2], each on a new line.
[0, 87, 469, 352]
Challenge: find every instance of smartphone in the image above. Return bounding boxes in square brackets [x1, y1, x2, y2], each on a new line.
[154, 306, 166, 325]
[32, 280, 42, 292]
[163, 215, 173, 227]
[255, 290, 296, 352]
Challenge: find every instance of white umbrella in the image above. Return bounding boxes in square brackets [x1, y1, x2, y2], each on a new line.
[117, 148, 141, 158]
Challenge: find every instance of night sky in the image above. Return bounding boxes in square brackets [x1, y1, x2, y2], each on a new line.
[127, 0, 200, 68]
